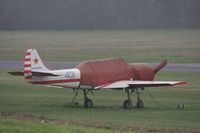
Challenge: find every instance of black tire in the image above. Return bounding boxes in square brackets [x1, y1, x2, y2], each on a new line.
[123, 99, 132, 109]
[137, 98, 144, 108]
[84, 99, 93, 108]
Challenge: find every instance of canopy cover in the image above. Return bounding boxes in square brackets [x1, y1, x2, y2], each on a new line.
[76, 58, 154, 87]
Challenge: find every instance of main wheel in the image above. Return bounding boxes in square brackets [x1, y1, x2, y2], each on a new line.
[84, 99, 93, 108]
[137, 98, 144, 108]
[123, 99, 132, 109]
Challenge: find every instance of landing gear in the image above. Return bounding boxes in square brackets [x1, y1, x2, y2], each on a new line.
[123, 99, 132, 109]
[83, 89, 93, 108]
[137, 97, 144, 108]
[123, 88, 144, 109]
[71, 88, 79, 105]
[84, 98, 93, 108]
[70, 88, 93, 108]
[135, 88, 144, 109]
[123, 89, 132, 109]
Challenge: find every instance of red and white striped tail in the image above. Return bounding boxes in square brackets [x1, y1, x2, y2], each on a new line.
[24, 48, 49, 82]
[24, 49, 32, 81]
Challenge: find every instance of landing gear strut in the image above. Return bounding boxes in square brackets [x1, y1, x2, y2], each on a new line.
[123, 88, 144, 109]
[83, 89, 93, 108]
[71, 88, 79, 105]
[135, 89, 144, 108]
[137, 97, 144, 108]
[123, 89, 132, 109]
[70, 89, 93, 108]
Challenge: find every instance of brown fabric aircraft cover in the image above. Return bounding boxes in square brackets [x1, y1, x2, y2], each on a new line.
[76, 58, 154, 87]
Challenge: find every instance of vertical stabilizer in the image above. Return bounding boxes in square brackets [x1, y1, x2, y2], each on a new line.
[24, 48, 49, 81]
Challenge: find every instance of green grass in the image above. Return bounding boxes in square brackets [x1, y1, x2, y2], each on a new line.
[0, 68, 200, 132]
[0, 29, 200, 62]
[0, 119, 122, 133]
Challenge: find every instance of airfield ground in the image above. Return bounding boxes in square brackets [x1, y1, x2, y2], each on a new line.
[0, 29, 200, 62]
[0, 29, 200, 133]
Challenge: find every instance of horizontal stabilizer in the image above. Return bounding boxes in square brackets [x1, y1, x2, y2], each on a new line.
[8, 71, 59, 77]
[32, 71, 60, 76]
[8, 71, 24, 76]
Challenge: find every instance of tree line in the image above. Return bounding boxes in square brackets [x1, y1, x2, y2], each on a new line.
[0, 0, 199, 30]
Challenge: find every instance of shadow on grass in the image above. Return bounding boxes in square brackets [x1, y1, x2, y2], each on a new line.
[64, 102, 172, 111]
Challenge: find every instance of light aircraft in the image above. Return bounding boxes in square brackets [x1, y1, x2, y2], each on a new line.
[9, 49, 187, 109]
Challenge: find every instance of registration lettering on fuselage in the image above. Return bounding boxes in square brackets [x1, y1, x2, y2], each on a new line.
[65, 71, 75, 79]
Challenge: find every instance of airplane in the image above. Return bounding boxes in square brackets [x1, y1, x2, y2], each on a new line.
[9, 48, 187, 109]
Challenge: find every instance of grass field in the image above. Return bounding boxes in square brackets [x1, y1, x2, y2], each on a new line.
[0, 29, 200, 62]
[0, 29, 200, 132]
[0, 68, 200, 133]
[0, 118, 123, 133]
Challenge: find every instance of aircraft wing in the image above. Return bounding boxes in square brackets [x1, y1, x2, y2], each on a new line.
[94, 80, 187, 90]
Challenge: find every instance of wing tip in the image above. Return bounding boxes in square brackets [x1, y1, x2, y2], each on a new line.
[174, 81, 188, 86]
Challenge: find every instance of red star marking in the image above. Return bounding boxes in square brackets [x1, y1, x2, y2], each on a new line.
[33, 57, 39, 64]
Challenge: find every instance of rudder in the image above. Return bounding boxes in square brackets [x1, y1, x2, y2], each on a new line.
[24, 48, 49, 81]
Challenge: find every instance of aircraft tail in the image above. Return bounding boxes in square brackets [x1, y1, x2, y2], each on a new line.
[153, 59, 167, 73]
[24, 48, 49, 81]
